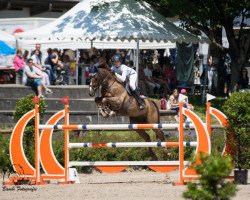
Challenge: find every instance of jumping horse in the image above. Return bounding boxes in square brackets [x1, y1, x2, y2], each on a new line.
[89, 66, 165, 160]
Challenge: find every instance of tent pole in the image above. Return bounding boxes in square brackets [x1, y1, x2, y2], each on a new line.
[76, 49, 79, 85]
[91, 40, 93, 49]
[136, 38, 139, 86]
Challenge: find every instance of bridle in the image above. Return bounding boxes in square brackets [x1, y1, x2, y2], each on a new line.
[89, 70, 115, 93]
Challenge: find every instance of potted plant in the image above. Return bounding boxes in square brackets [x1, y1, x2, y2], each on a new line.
[222, 92, 249, 184]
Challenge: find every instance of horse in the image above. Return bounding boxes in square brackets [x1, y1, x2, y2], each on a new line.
[89, 67, 165, 160]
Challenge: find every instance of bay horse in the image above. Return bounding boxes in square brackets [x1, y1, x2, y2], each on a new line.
[89, 67, 165, 160]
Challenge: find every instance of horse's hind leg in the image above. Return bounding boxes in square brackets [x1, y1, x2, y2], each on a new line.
[153, 129, 165, 141]
[135, 130, 158, 161]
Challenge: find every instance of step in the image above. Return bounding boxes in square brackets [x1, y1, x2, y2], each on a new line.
[0, 85, 91, 99]
[0, 98, 97, 111]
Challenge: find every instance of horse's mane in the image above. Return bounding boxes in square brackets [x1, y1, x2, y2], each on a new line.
[98, 66, 124, 86]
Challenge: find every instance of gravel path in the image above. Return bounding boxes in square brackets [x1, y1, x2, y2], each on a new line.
[1, 170, 249, 200]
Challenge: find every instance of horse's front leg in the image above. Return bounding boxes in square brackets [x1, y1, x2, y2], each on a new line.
[95, 97, 110, 118]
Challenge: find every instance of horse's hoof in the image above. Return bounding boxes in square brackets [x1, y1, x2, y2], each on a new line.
[109, 111, 116, 117]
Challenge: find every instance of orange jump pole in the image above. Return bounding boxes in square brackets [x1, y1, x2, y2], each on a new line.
[173, 102, 185, 185]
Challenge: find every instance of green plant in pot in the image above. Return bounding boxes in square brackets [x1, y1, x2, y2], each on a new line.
[222, 92, 250, 184]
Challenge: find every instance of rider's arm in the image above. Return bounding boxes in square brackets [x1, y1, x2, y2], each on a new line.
[114, 65, 127, 82]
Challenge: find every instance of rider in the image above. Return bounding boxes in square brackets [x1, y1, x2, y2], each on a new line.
[111, 54, 145, 110]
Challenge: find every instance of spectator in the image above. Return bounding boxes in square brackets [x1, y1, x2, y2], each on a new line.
[46, 48, 58, 84]
[223, 56, 231, 99]
[143, 63, 161, 95]
[167, 89, 180, 113]
[79, 50, 90, 64]
[13, 48, 26, 84]
[59, 55, 71, 85]
[240, 68, 249, 89]
[23, 50, 29, 63]
[31, 43, 42, 64]
[138, 65, 150, 96]
[207, 54, 218, 95]
[152, 63, 172, 94]
[31, 49, 50, 85]
[24, 58, 52, 98]
[162, 63, 177, 91]
[167, 89, 180, 121]
[85, 58, 98, 85]
[179, 89, 194, 111]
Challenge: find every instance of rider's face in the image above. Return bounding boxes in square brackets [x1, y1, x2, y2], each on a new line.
[114, 60, 121, 67]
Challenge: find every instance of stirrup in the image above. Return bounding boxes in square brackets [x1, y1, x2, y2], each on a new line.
[139, 104, 145, 110]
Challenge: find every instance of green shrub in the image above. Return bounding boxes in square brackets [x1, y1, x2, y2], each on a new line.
[183, 153, 237, 200]
[1, 95, 46, 177]
[0, 135, 13, 179]
[222, 92, 250, 169]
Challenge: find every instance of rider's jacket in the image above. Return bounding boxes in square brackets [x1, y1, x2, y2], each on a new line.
[111, 64, 136, 82]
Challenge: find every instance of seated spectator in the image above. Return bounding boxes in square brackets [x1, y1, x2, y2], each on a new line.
[13, 48, 26, 84]
[162, 63, 177, 91]
[152, 63, 172, 94]
[24, 58, 52, 98]
[179, 89, 194, 111]
[234, 68, 249, 91]
[31, 49, 50, 85]
[143, 63, 161, 95]
[138, 65, 150, 96]
[167, 89, 180, 113]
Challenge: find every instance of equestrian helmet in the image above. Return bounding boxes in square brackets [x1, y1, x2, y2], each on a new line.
[112, 54, 122, 62]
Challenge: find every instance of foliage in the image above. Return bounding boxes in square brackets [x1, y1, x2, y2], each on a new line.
[12, 95, 46, 169]
[13, 94, 46, 123]
[144, 0, 250, 88]
[0, 135, 14, 179]
[222, 92, 250, 169]
[183, 153, 237, 200]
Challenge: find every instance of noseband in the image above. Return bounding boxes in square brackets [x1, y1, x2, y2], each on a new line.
[90, 71, 112, 92]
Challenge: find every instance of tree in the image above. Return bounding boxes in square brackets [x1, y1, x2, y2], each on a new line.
[144, 0, 250, 90]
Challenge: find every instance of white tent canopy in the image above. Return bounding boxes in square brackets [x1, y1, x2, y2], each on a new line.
[16, 0, 208, 84]
[19, 39, 176, 50]
[16, 0, 206, 44]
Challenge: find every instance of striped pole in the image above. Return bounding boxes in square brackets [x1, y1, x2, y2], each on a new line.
[68, 142, 198, 148]
[69, 161, 189, 167]
[38, 123, 223, 130]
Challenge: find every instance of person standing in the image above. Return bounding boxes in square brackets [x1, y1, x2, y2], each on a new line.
[46, 48, 58, 84]
[240, 67, 249, 89]
[207, 55, 218, 95]
[111, 54, 144, 110]
[31, 43, 42, 63]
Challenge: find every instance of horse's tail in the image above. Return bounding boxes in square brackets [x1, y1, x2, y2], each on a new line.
[150, 100, 161, 123]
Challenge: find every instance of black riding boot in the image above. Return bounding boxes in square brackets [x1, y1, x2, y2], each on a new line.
[132, 88, 145, 110]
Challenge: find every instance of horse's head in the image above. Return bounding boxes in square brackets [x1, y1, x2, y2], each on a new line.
[89, 68, 113, 97]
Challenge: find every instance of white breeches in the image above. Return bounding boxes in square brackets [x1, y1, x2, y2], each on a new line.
[129, 73, 137, 91]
